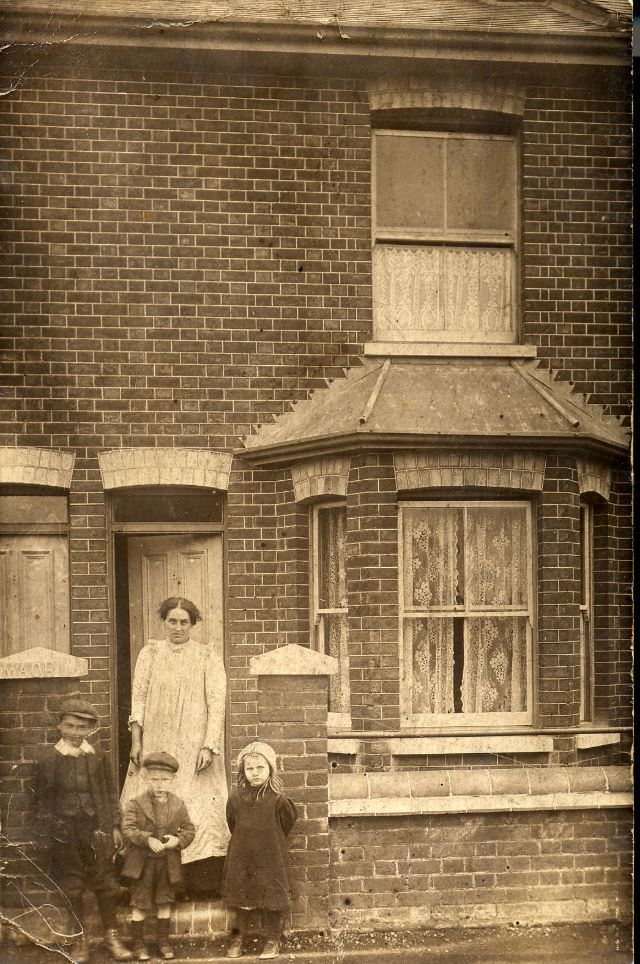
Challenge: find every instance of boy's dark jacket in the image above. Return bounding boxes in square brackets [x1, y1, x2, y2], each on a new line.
[33, 745, 121, 843]
[121, 791, 195, 885]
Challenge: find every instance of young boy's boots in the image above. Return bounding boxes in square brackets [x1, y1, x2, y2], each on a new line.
[129, 921, 152, 962]
[156, 917, 175, 960]
[104, 928, 133, 961]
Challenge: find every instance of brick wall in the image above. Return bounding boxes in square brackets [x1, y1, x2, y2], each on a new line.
[521, 82, 632, 418]
[330, 808, 632, 929]
[345, 454, 399, 731]
[0, 56, 632, 923]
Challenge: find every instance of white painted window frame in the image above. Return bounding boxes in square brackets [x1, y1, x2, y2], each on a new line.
[310, 501, 351, 729]
[372, 128, 519, 345]
[579, 501, 595, 723]
[398, 499, 534, 729]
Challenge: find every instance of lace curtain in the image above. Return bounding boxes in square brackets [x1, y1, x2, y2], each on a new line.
[318, 506, 347, 610]
[316, 506, 349, 714]
[463, 616, 527, 713]
[402, 504, 529, 716]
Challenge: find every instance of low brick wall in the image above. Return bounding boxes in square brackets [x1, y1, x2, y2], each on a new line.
[329, 807, 632, 930]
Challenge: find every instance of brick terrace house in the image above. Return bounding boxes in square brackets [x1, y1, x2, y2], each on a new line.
[0, 0, 633, 943]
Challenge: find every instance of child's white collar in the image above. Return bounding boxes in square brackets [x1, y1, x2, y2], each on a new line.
[55, 739, 95, 757]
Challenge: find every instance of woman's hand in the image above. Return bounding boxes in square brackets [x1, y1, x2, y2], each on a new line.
[112, 828, 124, 852]
[129, 723, 142, 767]
[196, 747, 216, 771]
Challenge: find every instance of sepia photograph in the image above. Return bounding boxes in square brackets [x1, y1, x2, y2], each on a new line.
[0, 1, 633, 962]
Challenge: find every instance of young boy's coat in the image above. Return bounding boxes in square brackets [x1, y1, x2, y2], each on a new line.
[122, 791, 195, 885]
[34, 748, 120, 844]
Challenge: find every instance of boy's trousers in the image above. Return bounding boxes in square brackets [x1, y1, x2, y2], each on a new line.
[50, 815, 118, 927]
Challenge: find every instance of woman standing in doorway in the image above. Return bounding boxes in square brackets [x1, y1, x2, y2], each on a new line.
[121, 597, 230, 897]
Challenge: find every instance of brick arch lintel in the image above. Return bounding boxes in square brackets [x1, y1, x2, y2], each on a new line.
[98, 448, 233, 491]
[0, 446, 75, 489]
[291, 456, 351, 503]
[368, 80, 526, 115]
[576, 458, 611, 501]
[394, 450, 547, 492]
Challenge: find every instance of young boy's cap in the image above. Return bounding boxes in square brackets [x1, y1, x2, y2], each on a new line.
[58, 698, 98, 722]
[142, 751, 179, 773]
[237, 741, 277, 773]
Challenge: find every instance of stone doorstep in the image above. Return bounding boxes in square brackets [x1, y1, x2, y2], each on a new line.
[114, 900, 230, 937]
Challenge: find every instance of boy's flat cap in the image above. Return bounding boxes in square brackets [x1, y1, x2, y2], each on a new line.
[142, 751, 179, 773]
[58, 698, 98, 722]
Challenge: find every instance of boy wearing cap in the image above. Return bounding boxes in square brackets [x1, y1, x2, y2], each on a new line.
[121, 751, 195, 961]
[33, 698, 132, 964]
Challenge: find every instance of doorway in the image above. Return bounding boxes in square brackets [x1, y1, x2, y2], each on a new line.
[110, 486, 225, 789]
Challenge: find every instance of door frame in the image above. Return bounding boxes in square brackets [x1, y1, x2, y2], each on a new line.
[106, 501, 227, 785]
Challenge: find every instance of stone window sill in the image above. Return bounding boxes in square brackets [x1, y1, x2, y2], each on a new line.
[363, 341, 538, 359]
[329, 766, 632, 817]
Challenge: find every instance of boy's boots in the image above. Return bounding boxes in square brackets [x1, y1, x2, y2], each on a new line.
[104, 928, 133, 961]
[69, 934, 91, 964]
[156, 917, 175, 959]
[129, 921, 151, 962]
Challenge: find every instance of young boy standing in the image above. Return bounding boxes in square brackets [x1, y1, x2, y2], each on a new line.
[33, 698, 132, 964]
[121, 751, 195, 961]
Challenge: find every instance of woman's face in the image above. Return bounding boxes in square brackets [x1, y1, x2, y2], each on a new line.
[163, 606, 192, 645]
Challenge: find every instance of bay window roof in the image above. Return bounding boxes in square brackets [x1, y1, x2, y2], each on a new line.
[241, 358, 628, 466]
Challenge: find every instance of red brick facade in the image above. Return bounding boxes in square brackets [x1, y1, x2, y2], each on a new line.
[0, 11, 632, 939]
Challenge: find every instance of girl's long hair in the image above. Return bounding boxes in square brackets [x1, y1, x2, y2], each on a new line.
[237, 755, 284, 799]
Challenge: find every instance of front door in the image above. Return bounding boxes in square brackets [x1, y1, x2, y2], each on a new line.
[116, 532, 224, 786]
[127, 534, 224, 672]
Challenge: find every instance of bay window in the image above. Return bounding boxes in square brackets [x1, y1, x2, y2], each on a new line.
[399, 501, 533, 726]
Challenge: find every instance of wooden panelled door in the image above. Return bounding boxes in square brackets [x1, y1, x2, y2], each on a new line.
[127, 534, 223, 675]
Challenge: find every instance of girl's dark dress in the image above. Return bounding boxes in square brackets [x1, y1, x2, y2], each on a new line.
[223, 786, 297, 911]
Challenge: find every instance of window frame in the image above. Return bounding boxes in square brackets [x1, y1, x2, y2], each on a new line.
[372, 127, 520, 345]
[579, 501, 595, 724]
[398, 499, 535, 729]
[309, 500, 350, 729]
[0, 491, 71, 658]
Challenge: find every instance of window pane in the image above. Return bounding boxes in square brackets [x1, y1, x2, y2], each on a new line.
[0, 496, 68, 524]
[447, 136, 516, 232]
[402, 506, 463, 610]
[407, 617, 455, 714]
[375, 134, 445, 232]
[373, 244, 515, 342]
[317, 505, 347, 610]
[462, 616, 528, 713]
[320, 612, 350, 715]
[111, 487, 223, 523]
[466, 505, 528, 608]
[0, 535, 70, 656]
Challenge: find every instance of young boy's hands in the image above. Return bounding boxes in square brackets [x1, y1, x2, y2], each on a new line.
[161, 835, 180, 849]
[148, 837, 165, 854]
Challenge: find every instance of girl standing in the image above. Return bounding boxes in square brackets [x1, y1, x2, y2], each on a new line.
[223, 742, 297, 961]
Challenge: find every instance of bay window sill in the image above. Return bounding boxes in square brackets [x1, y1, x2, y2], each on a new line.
[328, 735, 552, 756]
[329, 766, 632, 817]
[363, 341, 538, 358]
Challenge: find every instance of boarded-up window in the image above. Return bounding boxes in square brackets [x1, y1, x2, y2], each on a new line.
[0, 495, 70, 657]
[311, 503, 350, 724]
[399, 501, 533, 725]
[373, 130, 518, 343]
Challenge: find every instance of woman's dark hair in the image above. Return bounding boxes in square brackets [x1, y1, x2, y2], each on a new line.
[158, 597, 202, 625]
